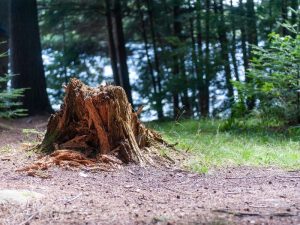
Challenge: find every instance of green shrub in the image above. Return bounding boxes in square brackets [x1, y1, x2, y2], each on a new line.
[233, 11, 300, 125]
[0, 49, 26, 118]
[0, 75, 27, 118]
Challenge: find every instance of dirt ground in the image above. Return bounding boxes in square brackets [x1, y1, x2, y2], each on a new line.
[0, 117, 299, 225]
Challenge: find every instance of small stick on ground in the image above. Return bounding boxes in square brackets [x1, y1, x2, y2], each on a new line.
[19, 206, 45, 225]
[213, 209, 262, 217]
[276, 175, 300, 179]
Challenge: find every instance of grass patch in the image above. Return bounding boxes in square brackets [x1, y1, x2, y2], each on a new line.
[148, 119, 300, 173]
[0, 144, 13, 153]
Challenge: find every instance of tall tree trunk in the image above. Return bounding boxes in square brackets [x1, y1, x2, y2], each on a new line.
[137, 0, 164, 120]
[172, 1, 182, 118]
[245, 0, 257, 110]
[188, 0, 200, 115]
[268, 0, 274, 34]
[179, 57, 191, 117]
[105, 0, 120, 86]
[10, 0, 52, 115]
[195, 0, 206, 117]
[230, 0, 240, 82]
[291, 0, 298, 38]
[112, 0, 133, 105]
[214, 0, 234, 108]
[0, 30, 8, 91]
[239, 0, 249, 73]
[201, 0, 211, 117]
[62, 17, 68, 85]
[0, 0, 9, 30]
[173, 0, 191, 118]
[146, 0, 164, 119]
[0, 0, 9, 90]
[246, 0, 258, 47]
[281, 0, 288, 35]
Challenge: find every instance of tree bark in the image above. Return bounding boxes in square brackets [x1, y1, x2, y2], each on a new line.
[195, 0, 206, 117]
[137, 0, 164, 120]
[111, 0, 133, 105]
[39, 78, 169, 166]
[246, 0, 258, 47]
[268, 0, 274, 34]
[0, 0, 9, 90]
[239, 0, 249, 72]
[245, 0, 258, 110]
[201, 0, 211, 117]
[0, 30, 8, 91]
[229, 0, 240, 83]
[281, 0, 288, 35]
[179, 57, 191, 117]
[214, 0, 234, 108]
[291, 0, 298, 38]
[10, 0, 52, 115]
[146, 0, 164, 119]
[0, 0, 9, 32]
[173, 0, 191, 118]
[188, 0, 200, 115]
[172, 2, 181, 119]
[105, 0, 120, 86]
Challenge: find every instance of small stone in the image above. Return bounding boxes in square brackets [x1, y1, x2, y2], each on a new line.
[0, 189, 44, 205]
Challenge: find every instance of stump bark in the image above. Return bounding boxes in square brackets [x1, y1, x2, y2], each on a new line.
[39, 78, 168, 166]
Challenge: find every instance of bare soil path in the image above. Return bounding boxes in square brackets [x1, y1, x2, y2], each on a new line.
[0, 117, 299, 225]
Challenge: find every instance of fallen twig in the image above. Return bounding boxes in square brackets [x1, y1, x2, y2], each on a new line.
[276, 175, 300, 179]
[213, 209, 298, 218]
[271, 212, 298, 217]
[225, 176, 267, 180]
[248, 204, 270, 208]
[19, 206, 45, 225]
[62, 193, 82, 205]
[224, 191, 241, 195]
[0, 157, 11, 161]
[213, 209, 261, 217]
[166, 142, 178, 148]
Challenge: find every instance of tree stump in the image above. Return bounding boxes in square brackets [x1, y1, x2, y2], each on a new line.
[39, 78, 170, 166]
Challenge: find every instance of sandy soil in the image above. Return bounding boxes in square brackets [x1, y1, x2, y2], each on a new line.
[0, 116, 299, 225]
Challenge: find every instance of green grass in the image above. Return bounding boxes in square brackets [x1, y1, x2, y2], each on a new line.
[148, 119, 300, 173]
[0, 144, 13, 154]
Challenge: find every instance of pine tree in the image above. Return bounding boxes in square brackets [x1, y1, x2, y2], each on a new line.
[10, 0, 52, 115]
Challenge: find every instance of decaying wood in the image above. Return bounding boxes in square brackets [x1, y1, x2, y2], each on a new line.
[35, 78, 173, 168]
[16, 149, 111, 176]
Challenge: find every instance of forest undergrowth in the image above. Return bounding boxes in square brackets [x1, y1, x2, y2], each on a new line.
[149, 119, 300, 173]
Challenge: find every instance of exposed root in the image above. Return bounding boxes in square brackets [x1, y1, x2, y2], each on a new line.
[17, 150, 100, 177]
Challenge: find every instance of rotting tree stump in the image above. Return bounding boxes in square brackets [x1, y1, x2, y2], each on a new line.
[38, 78, 172, 167]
